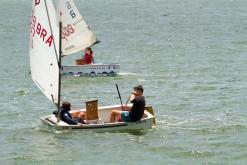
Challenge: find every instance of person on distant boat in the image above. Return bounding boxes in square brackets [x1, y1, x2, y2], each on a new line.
[60, 101, 86, 125]
[82, 47, 94, 64]
[110, 85, 146, 123]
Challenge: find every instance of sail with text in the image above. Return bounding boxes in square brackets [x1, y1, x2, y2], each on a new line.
[29, 0, 60, 104]
[57, 0, 99, 55]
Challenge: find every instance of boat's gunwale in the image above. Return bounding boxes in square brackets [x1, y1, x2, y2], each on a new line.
[40, 117, 129, 129]
[62, 63, 120, 68]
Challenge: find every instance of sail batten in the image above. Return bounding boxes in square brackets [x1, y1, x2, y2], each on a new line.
[57, 0, 98, 55]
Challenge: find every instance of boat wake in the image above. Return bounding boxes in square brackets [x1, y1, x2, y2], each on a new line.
[118, 72, 139, 76]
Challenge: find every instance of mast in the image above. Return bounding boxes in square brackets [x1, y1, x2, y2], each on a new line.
[57, 21, 62, 122]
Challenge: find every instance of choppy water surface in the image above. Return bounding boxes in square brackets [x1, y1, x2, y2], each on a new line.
[1, 0, 247, 164]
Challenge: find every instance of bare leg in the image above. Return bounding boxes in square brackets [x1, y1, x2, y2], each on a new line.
[110, 110, 122, 123]
[71, 111, 86, 123]
[77, 111, 86, 121]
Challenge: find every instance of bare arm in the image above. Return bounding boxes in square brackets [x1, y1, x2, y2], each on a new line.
[121, 105, 131, 111]
[129, 92, 136, 101]
[121, 92, 137, 111]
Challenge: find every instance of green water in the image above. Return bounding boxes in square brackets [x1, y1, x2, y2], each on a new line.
[1, 0, 247, 164]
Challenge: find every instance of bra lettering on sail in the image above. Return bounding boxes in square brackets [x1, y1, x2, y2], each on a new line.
[30, 14, 53, 47]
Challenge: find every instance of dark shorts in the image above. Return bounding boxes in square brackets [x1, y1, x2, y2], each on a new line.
[121, 111, 131, 122]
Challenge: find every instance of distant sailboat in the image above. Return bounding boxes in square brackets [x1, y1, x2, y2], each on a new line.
[29, 0, 155, 131]
[57, 0, 120, 76]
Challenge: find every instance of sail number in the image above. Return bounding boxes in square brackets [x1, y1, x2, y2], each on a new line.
[35, 0, 40, 6]
[66, 1, 76, 19]
[30, 13, 53, 47]
[62, 24, 75, 41]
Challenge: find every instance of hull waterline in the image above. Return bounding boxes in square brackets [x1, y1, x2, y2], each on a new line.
[61, 63, 120, 76]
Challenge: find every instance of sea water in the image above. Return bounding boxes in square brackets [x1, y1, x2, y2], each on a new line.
[1, 0, 247, 164]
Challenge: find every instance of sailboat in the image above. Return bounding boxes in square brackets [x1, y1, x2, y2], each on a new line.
[58, 0, 120, 76]
[29, 0, 155, 131]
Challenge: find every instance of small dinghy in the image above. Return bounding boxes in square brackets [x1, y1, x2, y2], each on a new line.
[57, 0, 120, 76]
[41, 102, 155, 131]
[29, 0, 155, 132]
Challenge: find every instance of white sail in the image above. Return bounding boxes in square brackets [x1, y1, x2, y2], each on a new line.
[29, 0, 60, 104]
[57, 0, 98, 55]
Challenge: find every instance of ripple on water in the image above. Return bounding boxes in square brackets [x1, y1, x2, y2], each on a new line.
[2, 0, 247, 164]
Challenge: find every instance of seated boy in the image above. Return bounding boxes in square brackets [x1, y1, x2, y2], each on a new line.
[110, 85, 145, 122]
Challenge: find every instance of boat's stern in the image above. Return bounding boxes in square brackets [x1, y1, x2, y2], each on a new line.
[145, 106, 156, 125]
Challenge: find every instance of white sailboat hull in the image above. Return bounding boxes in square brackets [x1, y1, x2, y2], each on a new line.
[61, 64, 120, 76]
[40, 105, 155, 132]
